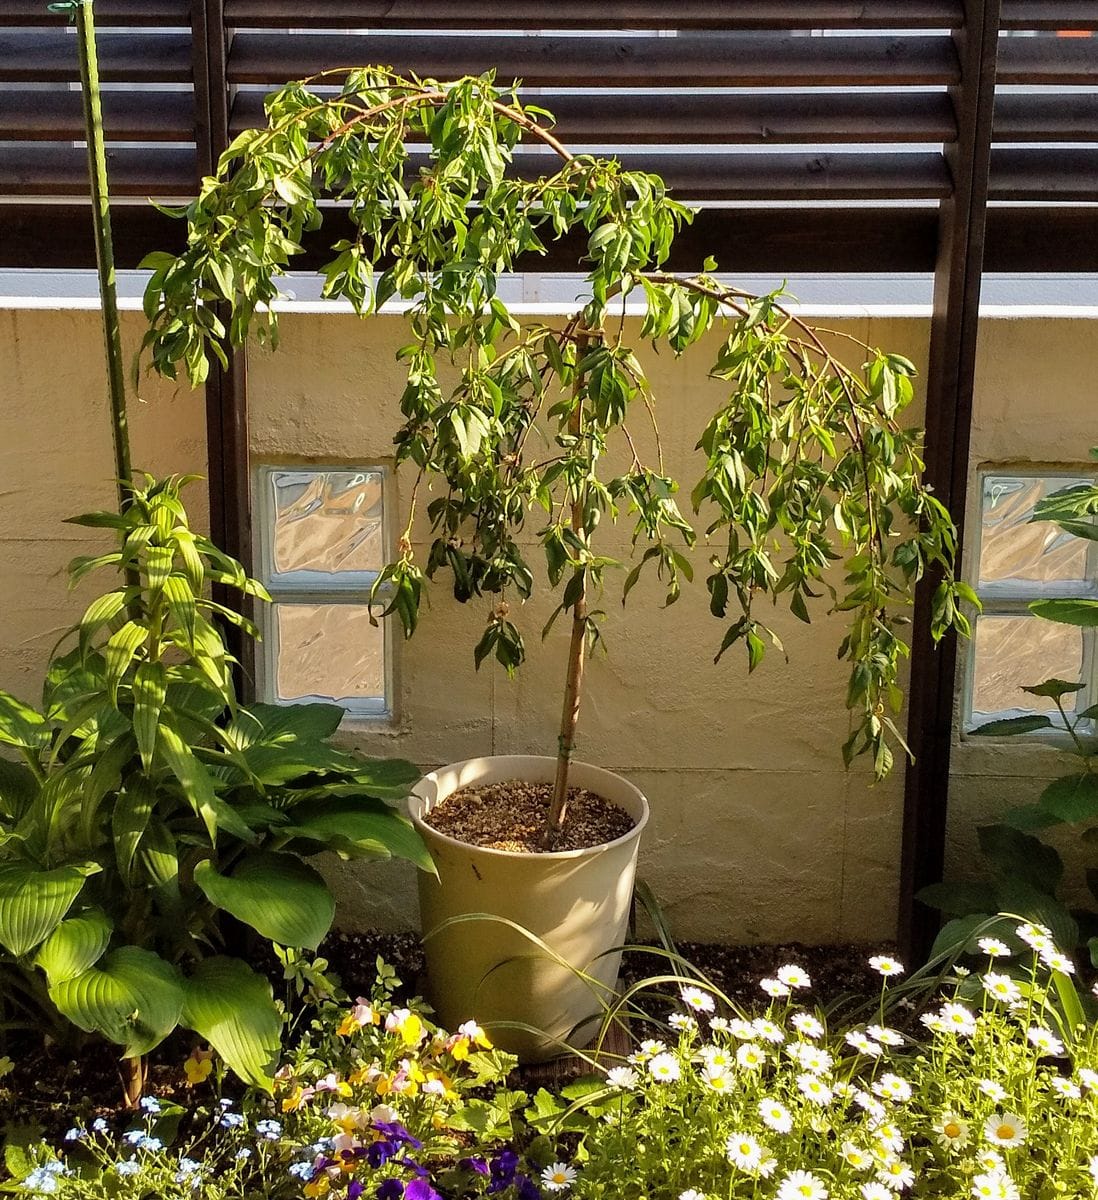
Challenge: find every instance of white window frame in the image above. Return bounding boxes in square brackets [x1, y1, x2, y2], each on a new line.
[253, 463, 393, 720]
[962, 465, 1098, 737]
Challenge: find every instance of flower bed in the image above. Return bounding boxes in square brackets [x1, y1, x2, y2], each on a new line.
[8, 925, 1097, 1200]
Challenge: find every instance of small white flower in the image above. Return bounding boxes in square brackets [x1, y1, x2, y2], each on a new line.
[1089, 1156, 1098, 1184]
[1015, 922, 1053, 951]
[1026, 1025, 1064, 1057]
[919, 1011, 946, 1034]
[797, 1045, 833, 1075]
[679, 1191, 706, 1200]
[647, 1052, 681, 1082]
[860, 1186, 892, 1200]
[791, 1012, 824, 1039]
[852, 1090, 887, 1123]
[876, 1160, 914, 1191]
[760, 977, 792, 999]
[982, 973, 1021, 1004]
[868, 956, 904, 978]
[776, 1170, 828, 1200]
[976, 1149, 1005, 1173]
[668, 1012, 697, 1033]
[983, 1111, 1027, 1148]
[978, 1079, 1006, 1103]
[872, 1123, 904, 1155]
[701, 1062, 734, 1093]
[725, 1132, 764, 1172]
[1039, 947, 1075, 975]
[758, 1097, 793, 1134]
[777, 964, 811, 990]
[796, 1072, 833, 1106]
[680, 985, 715, 1013]
[728, 1018, 757, 1040]
[1049, 1076, 1081, 1100]
[954, 965, 971, 978]
[872, 1074, 912, 1103]
[736, 1042, 766, 1071]
[628, 1038, 666, 1064]
[935, 1114, 970, 1150]
[1077, 1067, 1098, 1092]
[938, 1002, 978, 1036]
[752, 1018, 786, 1044]
[866, 1024, 904, 1047]
[541, 1163, 576, 1192]
[605, 1066, 639, 1089]
[840, 1142, 874, 1171]
[700, 1044, 734, 1070]
[971, 1170, 1019, 1200]
[846, 1031, 884, 1058]
[708, 1016, 731, 1034]
[979, 937, 1011, 957]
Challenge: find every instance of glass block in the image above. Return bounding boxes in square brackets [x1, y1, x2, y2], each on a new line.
[979, 474, 1090, 587]
[268, 469, 384, 583]
[970, 613, 1083, 717]
[273, 603, 385, 709]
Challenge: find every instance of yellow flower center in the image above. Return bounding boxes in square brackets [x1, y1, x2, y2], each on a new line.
[944, 1122, 961, 1138]
[996, 1124, 1014, 1140]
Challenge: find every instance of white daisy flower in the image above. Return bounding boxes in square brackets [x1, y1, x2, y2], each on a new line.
[605, 1066, 639, 1089]
[1077, 1067, 1098, 1092]
[983, 1111, 1027, 1148]
[680, 985, 715, 1013]
[860, 1186, 892, 1200]
[1089, 1156, 1098, 1184]
[872, 1074, 912, 1103]
[852, 1090, 887, 1123]
[872, 1123, 904, 1155]
[725, 1132, 764, 1172]
[934, 1113, 970, 1150]
[758, 1157, 778, 1180]
[868, 956, 904, 978]
[919, 1011, 946, 1034]
[938, 1002, 978, 1036]
[647, 1052, 681, 1082]
[866, 1024, 904, 1047]
[841, 1142, 874, 1171]
[776, 1171, 828, 1200]
[978, 937, 1011, 958]
[752, 1018, 786, 1044]
[629, 1038, 666, 1063]
[1026, 1026, 1064, 1057]
[846, 1031, 884, 1057]
[978, 1079, 1006, 1103]
[758, 1097, 793, 1134]
[701, 1063, 734, 1094]
[876, 1160, 914, 1191]
[679, 1191, 706, 1200]
[708, 1016, 731, 1034]
[1014, 922, 1053, 951]
[728, 1018, 757, 1040]
[541, 1164, 577, 1192]
[1048, 1076, 1080, 1100]
[976, 1149, 1005, 1173]
[1039, 948, 1075, 975]
[736, 1042, 766, 1070]
[669, 1012, 698, 1033]
[777, 964, 811, 990]
[982, 973, 1020, 1004]
[760, 978, 792, 999]
[791, 1012, 824, 1039]
[796, 1072, 833, 1106]
[699, 1044, 734, 1071]
[971, 1169, 1019, 1200]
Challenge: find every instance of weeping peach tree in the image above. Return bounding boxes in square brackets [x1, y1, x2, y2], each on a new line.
[140, 70, 973, 842]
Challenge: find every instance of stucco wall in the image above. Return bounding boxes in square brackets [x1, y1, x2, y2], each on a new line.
[1, 304, 1092, 945]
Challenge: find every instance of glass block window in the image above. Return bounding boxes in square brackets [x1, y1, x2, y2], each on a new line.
[965, 471, 1098, 733]
[254, 466, 390, 717]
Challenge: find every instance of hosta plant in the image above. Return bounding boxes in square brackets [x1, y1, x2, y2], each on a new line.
[140, 69, 970, 840]
[0, 475, 428, 1103]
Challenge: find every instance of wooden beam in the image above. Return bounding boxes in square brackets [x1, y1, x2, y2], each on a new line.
[0, 88, 194, 141]
[0, 0, 187, 23]
[0, 31, 192, 81]
[191, 0, 254, 692]
[899, 0, 1002, 965]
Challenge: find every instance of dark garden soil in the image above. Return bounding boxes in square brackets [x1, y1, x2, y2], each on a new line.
[0, 928, 885, 1141]
[425, 780, 635, 852]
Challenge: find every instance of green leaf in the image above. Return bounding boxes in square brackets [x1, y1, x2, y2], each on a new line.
[282, 798, 434, 872]
[916, 880, 996, 917]
[0, 692, 47, 751]
[35, 908, 112, 984]
[978, 824, 1063, 895]
[0, 757, 38, 820]
[193, 852, 334, 950]
[993, 879, 1078, 953]
[132, 662, 166, 771]
[0, 862, 97, 957]
[1001, 802, 1062, 832]
[1038, 773, 1098, 824]
[49, 946, 184, 1058]
[226, 703, 353, 785]
[1029, 598, 1098, 627]
[103, 621, 147, 705]
[969, 714, 1053, 737]
[113, 776, 156, 882]
[181, 957, 281, 1091]
[1020, 678, 1086, 699]
[159, 719, 254, 845]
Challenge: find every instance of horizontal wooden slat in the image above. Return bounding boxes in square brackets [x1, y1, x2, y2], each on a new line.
[0, 32, 192, 83]
[224, 1, 964, 29]
[998, 32, 1098, 83]
[990, 147, 1098, 200]
[0, 0, 188, 25]
[0, 145, 195, 195]
[1000, 2, 1098, 29]
[985, 205, 1098, 270]
[232, 88, 956, 144]
[0, 202, 940, 272]
[0, 89, 194, 141]
[994, 91, 1098, 140]
[228, 33, 960, 88]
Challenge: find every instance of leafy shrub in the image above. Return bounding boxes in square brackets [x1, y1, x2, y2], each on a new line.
[0, 476, 428, 1092]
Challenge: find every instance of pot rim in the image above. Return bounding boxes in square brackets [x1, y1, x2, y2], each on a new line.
[408, 754, 650, 863]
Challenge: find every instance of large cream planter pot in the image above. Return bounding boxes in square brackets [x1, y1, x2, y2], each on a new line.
[408, 755, 649, 1062]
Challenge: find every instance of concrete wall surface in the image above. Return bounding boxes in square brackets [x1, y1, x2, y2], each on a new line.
[1, 304, 1093, 944]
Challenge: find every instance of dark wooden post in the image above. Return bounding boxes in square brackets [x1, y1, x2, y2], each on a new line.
[898, 0, 1002, 962]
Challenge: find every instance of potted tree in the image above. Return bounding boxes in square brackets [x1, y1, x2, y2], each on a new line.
[140, 70, 971, 1057]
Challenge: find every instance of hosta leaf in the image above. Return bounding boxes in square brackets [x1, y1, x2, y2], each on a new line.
[35, 908, 112, 984]
[0, 758, 38, 820]
[228, 702, 344, 752]
[0, 861, 98, 957]
[993, 879, 1079, 954]
[0, 692, 47, 751]
[916, 880, 996, 917]
[49, 946, 184, 1058]
[181, 957, 281, 1091]
[282, 798, 433, 872]
[978, 824, 1063, 894]
[194, 851, 334, 950]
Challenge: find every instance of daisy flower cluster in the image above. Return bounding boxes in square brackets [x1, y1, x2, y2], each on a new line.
[562, 936, 1098, 1200]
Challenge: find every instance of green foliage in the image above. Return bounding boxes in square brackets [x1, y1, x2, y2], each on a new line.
[0, 475, 426, 1088]
[138, 70, 969, 781]
[922, 475, 1098, 967]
